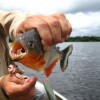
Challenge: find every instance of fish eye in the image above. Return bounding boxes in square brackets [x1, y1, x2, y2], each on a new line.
[28, 41, 34, 48]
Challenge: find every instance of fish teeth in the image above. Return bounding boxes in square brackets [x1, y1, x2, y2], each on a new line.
[9, 46, 26, 60]
[9, 50, 25, 60]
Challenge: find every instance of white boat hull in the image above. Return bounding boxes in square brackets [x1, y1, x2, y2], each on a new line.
[36, 82, 68, 100]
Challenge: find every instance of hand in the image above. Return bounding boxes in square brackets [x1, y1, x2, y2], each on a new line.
[16, 13, 72, 50]
[8, 63, 24, 75]
[1, 73, 37, 100]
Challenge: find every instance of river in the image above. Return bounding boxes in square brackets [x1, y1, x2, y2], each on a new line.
[19, 42, 100, 100]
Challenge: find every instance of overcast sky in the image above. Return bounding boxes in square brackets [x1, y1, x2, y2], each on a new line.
[0, 0, 100, 37]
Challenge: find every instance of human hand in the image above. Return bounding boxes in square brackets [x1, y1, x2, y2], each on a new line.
[16, 13, 72, 50]
[8, 63, 24, 75]
[1, 73, 37, 100]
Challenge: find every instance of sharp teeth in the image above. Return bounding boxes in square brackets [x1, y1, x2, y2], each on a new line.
[10, 52, 20, 59]
[9, 47, 26, 60]
[10, 52, 26, 60]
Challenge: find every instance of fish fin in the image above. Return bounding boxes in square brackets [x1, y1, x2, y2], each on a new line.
[43, 80, 57, 100]
[60, 44, 73, 72]
[44, 58, 59, 77]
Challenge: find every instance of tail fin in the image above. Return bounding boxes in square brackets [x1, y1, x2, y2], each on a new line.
[60, 44, 73, 72]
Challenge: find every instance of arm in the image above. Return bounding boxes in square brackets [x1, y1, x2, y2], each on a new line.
[0, 11, 72, 48]
[0, 10, 72, 100]
[0, 11, 35, 100]
[0, 10, 30, 40]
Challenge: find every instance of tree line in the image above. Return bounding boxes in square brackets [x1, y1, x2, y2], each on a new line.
[66, 36, 100, 42]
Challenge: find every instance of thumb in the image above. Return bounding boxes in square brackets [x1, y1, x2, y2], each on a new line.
[21, 77, 38, 92]
[9, 77, 38, 95]
[24, 77, 38, 87]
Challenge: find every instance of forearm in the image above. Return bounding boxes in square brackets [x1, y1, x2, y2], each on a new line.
[0, 10, 30, 40]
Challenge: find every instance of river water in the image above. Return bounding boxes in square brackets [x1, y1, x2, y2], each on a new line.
[20, 42, 100, 100]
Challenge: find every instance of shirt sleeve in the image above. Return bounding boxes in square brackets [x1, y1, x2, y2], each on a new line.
[0, 10, 31, 100]
[0, 76, 9, 100]
[0, 10, 30, 40]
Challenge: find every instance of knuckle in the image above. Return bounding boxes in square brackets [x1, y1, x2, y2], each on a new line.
[62, 28, 68, 38]
[44, 36, 52, 46]
[38, 22, 48, 28]
[54, 38, 62, 44]
[68, 23, 72, 33]
[43, 34, 52, 45]
[26, 17, 33, 22]
[63, 29, 67, 36]
[57, 13, 65, 18]
[49, 19, 59, 27]
[63, 23, 72, 35]
[27, 16, 35, 20]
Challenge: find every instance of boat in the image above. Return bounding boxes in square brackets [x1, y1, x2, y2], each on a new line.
[36, 81, 68, 100]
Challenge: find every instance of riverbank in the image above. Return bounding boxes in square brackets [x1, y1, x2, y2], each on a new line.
[66, 36, 100, 42]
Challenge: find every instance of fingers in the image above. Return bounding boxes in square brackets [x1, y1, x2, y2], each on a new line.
[14, 77, 37, 92]
[37, 15, 62, 44]
[1, 74, 37, 98]
[8, 73, 25, 84]
[16, 16, 52, 47]
[16, 13, 72, 50]
[52, 13, 72, 41]
[36, 14, 72, 44]
[5, 76, 37, 96]
[22, 77, 37, 92]
[8, 64, 18, 74]
[8, 64, 25, 75]
[10, 74, 38, 92]
[10, 87, 36, 100]
[11, 77, 37, 96]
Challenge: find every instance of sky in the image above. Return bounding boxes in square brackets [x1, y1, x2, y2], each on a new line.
[0, 0, 100, 37]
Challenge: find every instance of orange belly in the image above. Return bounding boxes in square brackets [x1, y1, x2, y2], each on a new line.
[19, 53, 45, 71]
[10, 42, 58, 77]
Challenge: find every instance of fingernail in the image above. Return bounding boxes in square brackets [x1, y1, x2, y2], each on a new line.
[32, 77, 38, 82]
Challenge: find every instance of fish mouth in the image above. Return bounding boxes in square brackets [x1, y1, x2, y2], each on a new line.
[9, 41, 27, 60]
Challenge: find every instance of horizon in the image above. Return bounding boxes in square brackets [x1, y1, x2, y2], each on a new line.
[70, 36, 100, 37]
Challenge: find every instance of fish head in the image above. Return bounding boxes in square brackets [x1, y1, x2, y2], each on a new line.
[16, 29, 44, 54]
[9, 29, 45, 71]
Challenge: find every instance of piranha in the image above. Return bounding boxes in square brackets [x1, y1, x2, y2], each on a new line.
[9, 29, 73, 77]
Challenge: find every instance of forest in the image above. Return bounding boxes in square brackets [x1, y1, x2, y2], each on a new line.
[66, 36, 100, 42]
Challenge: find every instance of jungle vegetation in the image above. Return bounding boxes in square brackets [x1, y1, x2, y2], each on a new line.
[66, 36, 100, 42]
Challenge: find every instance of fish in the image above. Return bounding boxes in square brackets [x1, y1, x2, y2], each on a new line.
[9, 29, 73, 77]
